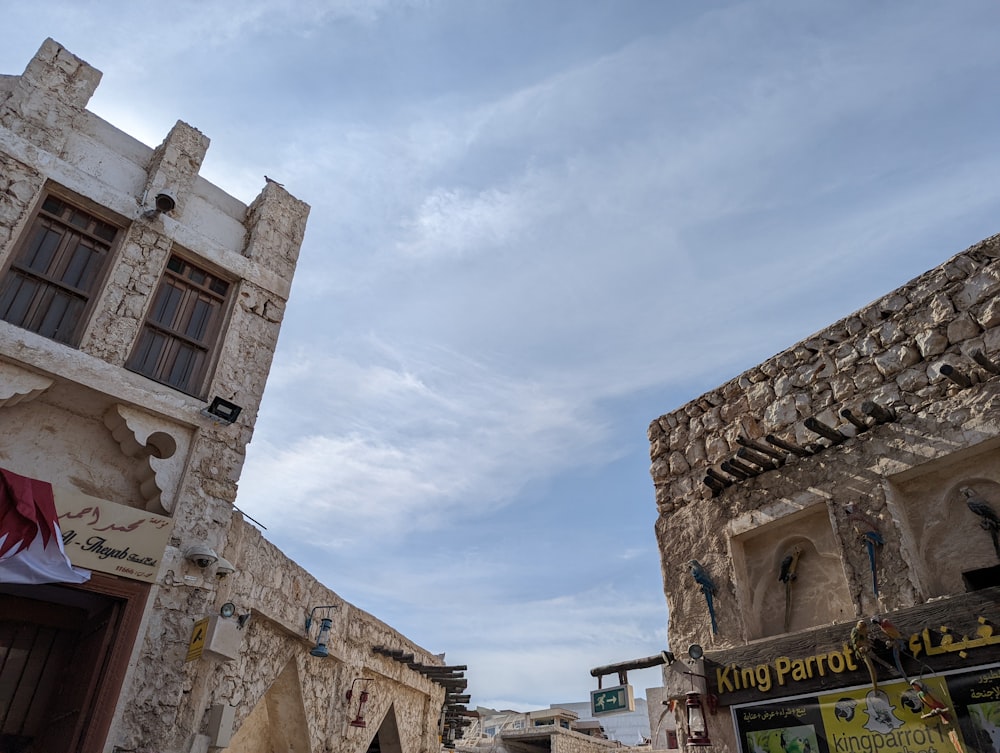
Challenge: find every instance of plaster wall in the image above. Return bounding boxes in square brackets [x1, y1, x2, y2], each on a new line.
[0, 375, 192, 507]
[63, 113, 150, 200]
[733, 503, 853, 639]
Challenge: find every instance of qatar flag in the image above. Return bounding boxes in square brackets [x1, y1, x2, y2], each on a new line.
[0, 468, 90, 585]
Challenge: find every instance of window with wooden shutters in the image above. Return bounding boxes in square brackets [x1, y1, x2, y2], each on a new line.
[126, 255, 230, 396]
[0, 195, 119, 345]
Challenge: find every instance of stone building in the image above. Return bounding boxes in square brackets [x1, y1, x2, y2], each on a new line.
[649, 233, 1000, 753]
[457, 706, 622, 753]
[0, 39, 465, 753]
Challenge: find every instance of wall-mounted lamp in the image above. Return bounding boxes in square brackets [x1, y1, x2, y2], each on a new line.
[202, 396, 243, 425]
[347, 678, 373, 728]
[685, 691, 712, 747]
[306, 605, 338, 658]
[142, 190, 178, 219]
[681, 658, 716, 748]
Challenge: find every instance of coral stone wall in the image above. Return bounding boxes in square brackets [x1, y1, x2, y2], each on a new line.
[117, 518, 445, 753]
[649, 233, 1000, 653]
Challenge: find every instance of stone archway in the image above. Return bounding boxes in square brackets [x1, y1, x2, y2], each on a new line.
[363, 704, 403, 753]
[228, 659, 311, 753]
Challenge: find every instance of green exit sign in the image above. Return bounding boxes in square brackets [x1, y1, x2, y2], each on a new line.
[590, 684, 635, 716]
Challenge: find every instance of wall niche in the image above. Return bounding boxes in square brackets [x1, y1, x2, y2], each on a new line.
[732, 502, 854, 640]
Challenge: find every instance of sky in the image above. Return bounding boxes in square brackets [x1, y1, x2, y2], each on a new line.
[3, 0, 1000, 713]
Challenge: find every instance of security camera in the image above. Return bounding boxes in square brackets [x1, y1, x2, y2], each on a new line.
[214, 557, 236, 578]
[184, 544, 218, 569]
[154, 191, 177, 213]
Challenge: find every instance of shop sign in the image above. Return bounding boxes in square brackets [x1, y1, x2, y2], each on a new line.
[54, 486, 173, 583]
[733, 665, 1000, 753]
[718, 621, 1000, 696]
[719, 645, 860, 694]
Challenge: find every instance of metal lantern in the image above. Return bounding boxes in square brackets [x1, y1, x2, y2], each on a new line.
[685, 690, 712, 746]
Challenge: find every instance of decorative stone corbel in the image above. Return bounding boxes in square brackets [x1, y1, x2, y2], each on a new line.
[103, 404, 191, 514]
[0, 362, 54, 408]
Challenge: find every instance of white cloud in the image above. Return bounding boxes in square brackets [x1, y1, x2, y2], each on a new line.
[240, 342, 615, 545]
[396, 184, 535, 260]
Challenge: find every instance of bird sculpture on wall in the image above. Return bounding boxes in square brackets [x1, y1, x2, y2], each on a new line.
[688, 559, 718, 635]
[859, 529, 884, 597]
[778, 546, 802, 633]
[959, 486, 1000, 559]
[849, 619, 879, 691]
[870, 615, 908, 681]
[909, 681, 964, 753]
[845, 502, 884, 596]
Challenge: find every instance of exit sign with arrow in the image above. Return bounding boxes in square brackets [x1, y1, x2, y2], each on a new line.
[590, 684, 635, 715]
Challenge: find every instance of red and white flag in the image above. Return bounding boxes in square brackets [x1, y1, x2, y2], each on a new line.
[0, 468, 90, 585]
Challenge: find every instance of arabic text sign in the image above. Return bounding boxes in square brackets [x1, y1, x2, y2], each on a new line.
[54, 486, 173, 583]
[591, 684, 635, 715]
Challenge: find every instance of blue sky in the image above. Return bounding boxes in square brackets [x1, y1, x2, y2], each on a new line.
[3, 1, 1000, 711]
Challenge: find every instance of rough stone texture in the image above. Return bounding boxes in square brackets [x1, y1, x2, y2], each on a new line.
[0, 39, 447, 753]
[0, 38, 100, 155]
[648, 230, 1000, 753]
[0, 152, 42, 254]
[114, 521, 445, 753]
[79, 226, 174, 363]
[142, 119, 210, 217]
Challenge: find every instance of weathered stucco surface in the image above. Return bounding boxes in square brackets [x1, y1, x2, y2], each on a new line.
[1, 38, 453, 753]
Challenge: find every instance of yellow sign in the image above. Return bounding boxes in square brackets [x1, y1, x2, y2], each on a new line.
[719, 645, 860, 694]
[817, 676, 960, 753]
[187, 618, 209, 662]
[734, 670, 990, 753]
[54, 486, 174, 583]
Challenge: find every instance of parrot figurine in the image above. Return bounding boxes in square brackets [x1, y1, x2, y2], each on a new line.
[778, 546, 802, 633]
[845, 502, 885, 596]
[859, 529, 884, 597]
[871, 615, 908, 681]
[688, 559, 718, 634]
[910, 680, 963, 753]
[849, 619, 879, 690]
[960, 486, 1000, 559]
[778, 554, 794, 583]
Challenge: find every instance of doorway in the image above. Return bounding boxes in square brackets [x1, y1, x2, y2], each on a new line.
[0, 573, 146, 753]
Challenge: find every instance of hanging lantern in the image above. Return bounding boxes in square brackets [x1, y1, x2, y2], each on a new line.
[685, 690, 712, 747]
[347, 678, 373, 728]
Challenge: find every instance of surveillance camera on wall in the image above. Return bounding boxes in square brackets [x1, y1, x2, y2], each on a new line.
[141, 189, 178, 219]
[214, 557, 236, 578]
[154, 191, 177, 213]
[184, 544, 219, 569]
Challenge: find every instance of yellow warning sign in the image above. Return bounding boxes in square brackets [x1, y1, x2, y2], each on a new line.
[187, 617, 209, 662]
